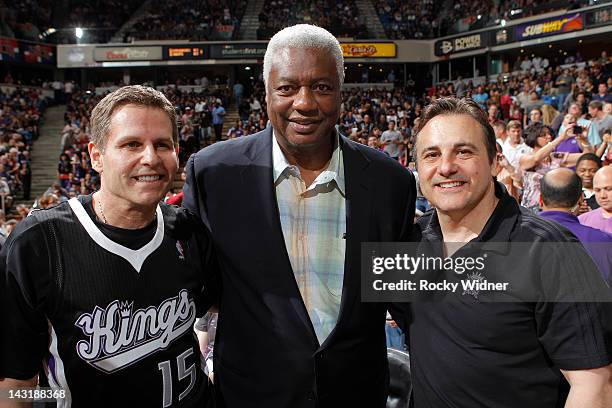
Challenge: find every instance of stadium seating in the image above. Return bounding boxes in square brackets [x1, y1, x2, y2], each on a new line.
[4, 0, 141, 43]
[374, 0, 590, 39]
[125, 0, 248, 41]
[257, 0, 368, 40]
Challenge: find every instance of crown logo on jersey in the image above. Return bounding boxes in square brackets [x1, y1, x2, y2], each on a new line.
[176, 241, 185, 260]
[118, 301, 133, 318]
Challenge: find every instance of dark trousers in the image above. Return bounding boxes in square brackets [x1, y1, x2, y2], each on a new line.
[214, 124, 223, 142]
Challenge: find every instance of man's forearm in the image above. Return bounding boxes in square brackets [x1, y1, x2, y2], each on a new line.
[0, 377, 38, 408]
[563, 367, 612, 408]
[565, 383, 612, 408]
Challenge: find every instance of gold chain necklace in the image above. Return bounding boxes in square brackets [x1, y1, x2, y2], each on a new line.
[96, 194, 108, 224]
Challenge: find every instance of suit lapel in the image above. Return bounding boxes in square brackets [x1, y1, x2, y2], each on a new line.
[241, 128, 319, 346]
[321, 136, 372, 349]
[239, 128, 279, 232]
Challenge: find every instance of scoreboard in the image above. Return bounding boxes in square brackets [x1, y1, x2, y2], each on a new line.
[163, 46, 207, 60]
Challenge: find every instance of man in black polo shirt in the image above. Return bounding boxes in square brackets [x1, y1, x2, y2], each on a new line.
[406, 97, 612, 407]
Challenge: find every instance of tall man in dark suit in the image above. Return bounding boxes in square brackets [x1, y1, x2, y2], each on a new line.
[183, 24, 416, 408]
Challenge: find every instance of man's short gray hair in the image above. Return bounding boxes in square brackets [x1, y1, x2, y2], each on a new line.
[263, 24, 345, 86]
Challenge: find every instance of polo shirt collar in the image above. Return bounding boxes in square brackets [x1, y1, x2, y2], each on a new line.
[419, 181, 518, 252]
[539, 210, 579, 225]
[272, 130, 345, 195]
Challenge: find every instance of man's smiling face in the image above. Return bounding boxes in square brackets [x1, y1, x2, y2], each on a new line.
[416, 114, 497, 220]
[266, 47, 341, 152]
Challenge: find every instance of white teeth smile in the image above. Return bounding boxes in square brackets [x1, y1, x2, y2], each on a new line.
[136, 175, 161, 182]
[438, 181, 464, 188]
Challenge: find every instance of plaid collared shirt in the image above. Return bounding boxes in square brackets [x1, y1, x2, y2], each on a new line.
[273, 131, 346, 344]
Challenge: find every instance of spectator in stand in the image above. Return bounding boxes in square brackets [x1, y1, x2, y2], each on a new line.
[560, 102, 601, 146]
[539, 168, 612, 286]
[19, 160, 31, 201]
[357, 114, 374, 138]
[589, 101, 612, 142]
[212, 101, 226, 142]
[527, 107, 543, 126]
[57, 153, 72, 190]
[502, 120, 531, 169]
[592, 82, 612, 104]
[520, 56, 533, 73]
[233, 80, 244, 107]
[556, 113, 595, 158]
[525, 91, 544, 119]
[487, 104, 500, 125]
[508, 97, 523, 123]
[519, 123, 578, 213]
[495, 141, 521, 202]
[579, 166, 612, 235]
[492, 120, 507, 145]
[555, 68, 575, 112]
[367, 135, 383, 152]
[340, 109, 357, 136]
[380, 120, 403, 160]
[249, 96, 262, 115]
[516, 84, 531, 110]
[597, 130, 612, 166]
[226, 120, 245, 139]
[37, 192, 59, 209]
[576, 153, 603, 210]
[541, 104, 559, 128]
[472, 85, 489, 109]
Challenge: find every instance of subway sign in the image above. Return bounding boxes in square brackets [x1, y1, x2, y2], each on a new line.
[435, 33, 486, 56]
[515, 13, 583, 40]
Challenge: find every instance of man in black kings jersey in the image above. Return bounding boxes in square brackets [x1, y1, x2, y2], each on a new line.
[0, 85, 219, 407]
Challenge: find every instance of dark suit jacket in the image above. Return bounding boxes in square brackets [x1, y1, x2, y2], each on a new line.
[183, 127, 416, 408]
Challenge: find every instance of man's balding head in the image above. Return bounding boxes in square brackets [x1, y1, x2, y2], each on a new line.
[593, 166, 612, 213]
[540, 168, 582, 210]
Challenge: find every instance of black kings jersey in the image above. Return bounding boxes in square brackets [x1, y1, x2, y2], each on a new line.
[0, 196, 219, 407]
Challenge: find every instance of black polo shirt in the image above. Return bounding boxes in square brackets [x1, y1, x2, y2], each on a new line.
[407, 182, 612, 408]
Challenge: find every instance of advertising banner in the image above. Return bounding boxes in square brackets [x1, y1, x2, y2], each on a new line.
[0, 37, 55, 64]
[514, 13, 583, 40]
[0, 38, 20, 62]
[94, 46, 162, 62]
[434, 33, 486, 56]
[341, 43, 397, 58]
[209, 43, 266, 59]
[57, 45, 97, 68]
[21, 42, 55, 64]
